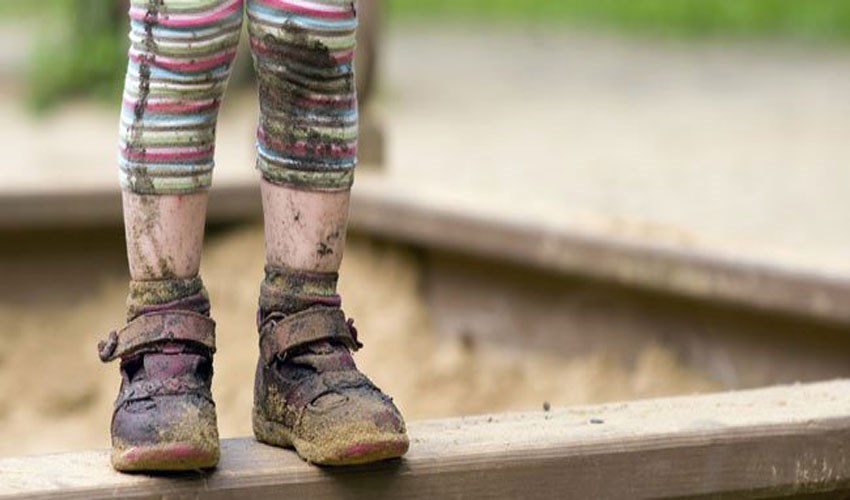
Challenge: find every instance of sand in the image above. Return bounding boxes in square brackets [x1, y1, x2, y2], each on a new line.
[0, 225, 719, 457]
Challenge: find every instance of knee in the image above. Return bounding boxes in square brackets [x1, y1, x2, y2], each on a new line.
[248, 0, 359, 190]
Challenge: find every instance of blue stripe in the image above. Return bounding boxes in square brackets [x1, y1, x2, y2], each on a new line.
[247, 3, 357, 31]
[121, 110, 215, 126]
[126, 62, 233, 82]
[285, 108, 358, 119]
[257, 144, 356, 168]
[119, 156, 216, 168]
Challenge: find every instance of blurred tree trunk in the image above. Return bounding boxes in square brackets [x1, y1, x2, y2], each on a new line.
[356, 0, 380, 105]
[72, 0, 126, 34]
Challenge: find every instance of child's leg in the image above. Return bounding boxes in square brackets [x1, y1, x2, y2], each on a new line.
[103, 0, 243, 472]
[123, 193, 207, 281]
[247, 0, 408, 466]
[261, 185, 349, 272]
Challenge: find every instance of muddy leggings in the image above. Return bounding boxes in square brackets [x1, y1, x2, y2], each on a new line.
[119, 0, 357, 194]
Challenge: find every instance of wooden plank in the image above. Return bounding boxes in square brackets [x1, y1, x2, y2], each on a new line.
[2, 380, 850, 499]
[0, 185, 259, 228]
[349, 180, 850, 326]
[2, 178, 850, 327]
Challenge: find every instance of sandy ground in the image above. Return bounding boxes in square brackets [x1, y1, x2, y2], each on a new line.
[0, 227, 720, 457]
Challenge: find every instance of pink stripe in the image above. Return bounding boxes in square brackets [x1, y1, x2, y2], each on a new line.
[331, 49, 355, 64]
[256, 0, 353, 20]
[124, 98, 220, 114]
[258, 130, 356, 158]
[129, 0, 243, 28]
[129, 49, 237, 72]
[294, 95, 356, 109]
[121, 146, 214, 162]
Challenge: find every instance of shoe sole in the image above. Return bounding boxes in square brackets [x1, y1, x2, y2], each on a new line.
[112, 442, 219, 472]
[253, 410, 409, 466]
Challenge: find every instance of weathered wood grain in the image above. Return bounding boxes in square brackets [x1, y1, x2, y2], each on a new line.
[2, 380, 849, 499]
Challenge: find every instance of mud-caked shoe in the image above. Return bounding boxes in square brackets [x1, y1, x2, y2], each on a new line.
[98, 309, 220, 472]
[253, 305, 409, 465]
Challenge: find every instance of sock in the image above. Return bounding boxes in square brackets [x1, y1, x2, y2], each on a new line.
[127, 276, 211, 321]
[258, 265, 341, 323]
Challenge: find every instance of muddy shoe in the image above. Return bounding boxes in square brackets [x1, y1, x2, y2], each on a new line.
[253, 306, 409, 465]
[98, 310, 220, 472]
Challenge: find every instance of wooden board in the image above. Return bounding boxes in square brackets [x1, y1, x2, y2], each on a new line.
[4, 177, 848, 327]
[2, 380, 850, 499]
[350, 180, 850, 327]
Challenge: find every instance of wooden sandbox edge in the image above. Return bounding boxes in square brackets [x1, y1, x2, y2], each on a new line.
[2, 380, 849, 499]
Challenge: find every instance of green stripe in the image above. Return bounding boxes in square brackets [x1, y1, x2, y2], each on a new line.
[257, 158, 354, 190]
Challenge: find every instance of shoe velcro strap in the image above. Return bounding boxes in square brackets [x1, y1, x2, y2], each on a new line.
[259, 307, 359, 366]
[98, 311, 216, 363]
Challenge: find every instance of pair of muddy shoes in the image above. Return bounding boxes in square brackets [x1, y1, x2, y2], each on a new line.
[98, 275, 408, 472]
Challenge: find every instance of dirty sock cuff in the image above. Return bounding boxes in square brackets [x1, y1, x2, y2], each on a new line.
[259, 265, 340, 316]
[127, 276, 210, 320]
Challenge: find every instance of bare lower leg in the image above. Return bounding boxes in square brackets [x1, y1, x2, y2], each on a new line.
[250, 0, 408, 466]
[111, 191, 218, 472]
[256, 180, 410, 465]
[261, 180, 350, 273]
[123, 191, 208, 280]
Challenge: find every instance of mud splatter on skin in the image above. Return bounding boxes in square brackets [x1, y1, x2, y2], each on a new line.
[327, 229, 342, 244]
[317, 242, 334, 257]
[317, 226, 344, 258]
[142, 196, 169, 278]
[127, 193, 178, 281]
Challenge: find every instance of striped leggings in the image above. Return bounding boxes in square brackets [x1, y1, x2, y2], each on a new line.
[119, 0, 357, 194]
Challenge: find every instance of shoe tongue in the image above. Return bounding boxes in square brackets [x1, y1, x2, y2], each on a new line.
[283, 340, 356, 372]
[143, 348, 200, 379]
[304, 341, 336, 355]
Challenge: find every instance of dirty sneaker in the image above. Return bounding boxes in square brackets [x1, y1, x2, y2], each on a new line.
[253, 302, 409, 465]
[98, 282, 219, 472]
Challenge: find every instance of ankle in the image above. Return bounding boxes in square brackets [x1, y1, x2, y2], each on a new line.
[258, 265, 341, 323]
[127, 276, 211, 321]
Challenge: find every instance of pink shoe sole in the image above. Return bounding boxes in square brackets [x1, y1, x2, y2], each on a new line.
[112, 442, 219, 472]
[325, 438, 410, 466]
[254, 410, 409, 466]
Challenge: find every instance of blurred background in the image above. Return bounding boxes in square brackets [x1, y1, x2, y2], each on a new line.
[1, 0, 849, 457]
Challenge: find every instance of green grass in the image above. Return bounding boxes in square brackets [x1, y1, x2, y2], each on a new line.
[6, 0, 850, 40]
[0, 0, 68, 20]
[16, 0, 127, 111]
[385, 0, 850, 41]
